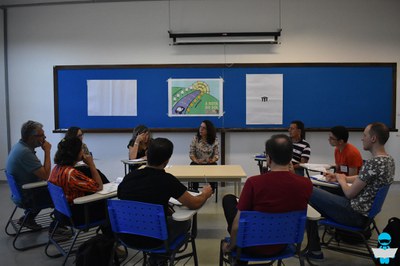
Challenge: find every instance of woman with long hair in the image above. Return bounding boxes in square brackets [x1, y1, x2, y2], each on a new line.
[189, 120, 219, 191]
[127, 125, 151, 171]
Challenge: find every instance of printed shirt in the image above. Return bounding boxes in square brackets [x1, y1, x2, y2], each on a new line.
[48, 165, 99, 204]
[189, 135, 219, 162]
[350, 156, 395, 215]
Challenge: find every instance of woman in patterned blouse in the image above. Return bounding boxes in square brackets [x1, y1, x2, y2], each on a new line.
[189, 120, 219, 191]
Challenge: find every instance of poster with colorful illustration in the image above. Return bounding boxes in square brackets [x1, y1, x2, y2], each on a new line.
[168, 78, 223, 117]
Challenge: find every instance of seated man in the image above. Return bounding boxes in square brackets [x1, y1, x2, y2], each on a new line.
[306, 122, 395, 261]
[117, 138, 213, 265]
[6, 120, 53, 230]
[329, 125, 363, 176]
[222, 134, 313, 260]
[288, 120, 311, 176]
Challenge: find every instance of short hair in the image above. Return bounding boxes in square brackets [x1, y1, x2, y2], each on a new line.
[265, 134, 293, 165]
[330, 126, 349, 142]
[147, 138, 174, 166]
[54, 137, 82, 166]
[65, 126, 81, 139]
[196, 120, 216, 145]
[291, 120, 306, 139]
[21, 120, 43, 141]
[369, 122, 390, 145]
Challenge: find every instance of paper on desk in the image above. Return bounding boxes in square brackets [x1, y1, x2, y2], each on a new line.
[310, 174, 338, 185]
[128, 158, 146, 162]
[97, 183, 118, 195]
[169, 191, 201, 205]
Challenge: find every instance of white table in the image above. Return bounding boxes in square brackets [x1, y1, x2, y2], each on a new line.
[73, 183, 198, 221]
[165, 165, 247, 196]
[121, 159, 147, 175]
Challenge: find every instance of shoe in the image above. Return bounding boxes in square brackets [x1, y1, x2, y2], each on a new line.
[115, 244, 128, 263]
[17, 216, 42, 231]
[305, 250, 324, 262]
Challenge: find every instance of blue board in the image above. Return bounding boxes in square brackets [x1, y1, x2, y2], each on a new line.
[54, 63, 396, 131]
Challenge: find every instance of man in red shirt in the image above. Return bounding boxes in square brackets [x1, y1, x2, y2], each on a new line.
[222, 134, 313, 259]
[328, 126, 363, 176]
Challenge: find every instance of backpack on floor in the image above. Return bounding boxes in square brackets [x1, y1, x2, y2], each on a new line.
[75, 234, 119, 266]
[377, 217, 400, 265]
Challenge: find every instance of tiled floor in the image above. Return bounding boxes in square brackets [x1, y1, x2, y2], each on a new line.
[1, 181, 399, 265]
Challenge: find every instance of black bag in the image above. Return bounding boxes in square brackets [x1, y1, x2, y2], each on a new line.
[75, 234, 118, 266]
[377, 217, 400, 265]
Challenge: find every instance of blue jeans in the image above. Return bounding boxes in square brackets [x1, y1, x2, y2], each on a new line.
[307, 187, 368, 251]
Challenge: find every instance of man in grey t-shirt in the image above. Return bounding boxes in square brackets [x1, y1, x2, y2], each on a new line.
[6, 120, 53, 230]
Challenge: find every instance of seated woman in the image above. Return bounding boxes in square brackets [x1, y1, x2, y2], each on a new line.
[189, 120, 219, 191]
[65, 126, 90, 155]
[127, 125, 151, 171]
[65, 126, 109, 184]
[48, 137, 109, 231]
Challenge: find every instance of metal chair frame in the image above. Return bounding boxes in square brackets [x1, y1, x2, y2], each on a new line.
[4, 172, 53, 251]
[319, 184, 391, 263]
[44, 182, 106, 266]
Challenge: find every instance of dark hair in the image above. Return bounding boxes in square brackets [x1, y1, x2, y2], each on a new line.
[147, 138, 173, 166]
[291, 120, 305, 140]
[330, 126, 349, 142]
[21, 120, 43, 141]
[265, 134, 293, 165]
[65, 126, 81, 139]
[127, 125, 149, 148]
[54, 137, 82, 166]
[369, 122, 389, 145]
[196, 120, 216, 145]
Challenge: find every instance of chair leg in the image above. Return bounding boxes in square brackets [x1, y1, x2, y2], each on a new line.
[62, 230, 81, 266]
[5, 206, 19, 236]
[191, 237, 198, 266]
[219, 240, 224, 266]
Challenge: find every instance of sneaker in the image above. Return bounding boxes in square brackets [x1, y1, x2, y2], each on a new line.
[17, 216, 42, 231]
[304, 250, 325, 262]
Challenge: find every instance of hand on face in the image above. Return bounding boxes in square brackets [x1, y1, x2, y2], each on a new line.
[82, 153, 95, 166]
[41, 140, 52, 152]
[136, 132, 149, 143]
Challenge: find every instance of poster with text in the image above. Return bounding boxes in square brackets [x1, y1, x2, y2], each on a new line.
[168, 78, 223, 117]
[246, 74, 283, 124]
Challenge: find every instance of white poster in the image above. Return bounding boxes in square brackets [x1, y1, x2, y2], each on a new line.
[87, 80, 137, 116]
[246, 74, 283, 125]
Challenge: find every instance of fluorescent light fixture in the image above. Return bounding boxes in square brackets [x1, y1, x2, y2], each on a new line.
[169, 30, 281, 45]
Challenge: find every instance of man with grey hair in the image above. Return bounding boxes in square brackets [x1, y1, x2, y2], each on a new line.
[6, 120, 53, 230]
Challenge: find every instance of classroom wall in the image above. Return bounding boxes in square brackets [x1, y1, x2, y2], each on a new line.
[0, 9, 7, 179]
[1, 0, 400, 181]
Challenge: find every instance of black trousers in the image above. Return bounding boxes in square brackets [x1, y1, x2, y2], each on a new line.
[188, 161, 218, 191]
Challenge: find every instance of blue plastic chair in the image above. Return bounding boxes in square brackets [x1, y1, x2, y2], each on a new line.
[319, 184, 391, 262]
[44, 182, 106, 266]
[107, 199, 198, 266]
[219, 210, 307, 266]
[4, 172, 53, 251]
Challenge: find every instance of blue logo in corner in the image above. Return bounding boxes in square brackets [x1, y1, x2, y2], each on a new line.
[372, 232, 398, 264]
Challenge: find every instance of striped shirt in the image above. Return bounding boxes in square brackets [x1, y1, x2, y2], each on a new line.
[49, 165, 99, 204]
[292, 139, 311, 164]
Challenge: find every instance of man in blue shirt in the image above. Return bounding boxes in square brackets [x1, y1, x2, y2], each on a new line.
[6, 120, 53, 230]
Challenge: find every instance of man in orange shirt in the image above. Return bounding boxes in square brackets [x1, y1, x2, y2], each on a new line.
[328, 126, 363, 176]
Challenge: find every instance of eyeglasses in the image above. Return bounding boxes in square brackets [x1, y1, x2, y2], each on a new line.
[328, 136, 338, 141]
[34, 134, 46, 138]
